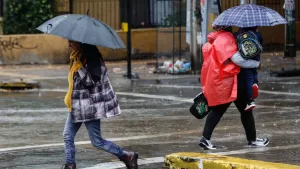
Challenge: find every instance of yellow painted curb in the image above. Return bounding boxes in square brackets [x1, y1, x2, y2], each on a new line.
[164, 152, 300, 169]
[0, 81, 39, 90]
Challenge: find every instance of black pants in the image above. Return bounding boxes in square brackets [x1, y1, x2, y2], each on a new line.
[241, 68, 258, 101]
[202, 74, 257, 142]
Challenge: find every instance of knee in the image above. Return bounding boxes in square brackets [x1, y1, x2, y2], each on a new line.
[91, 138, 106, 148]
[63, 130, 74, 143]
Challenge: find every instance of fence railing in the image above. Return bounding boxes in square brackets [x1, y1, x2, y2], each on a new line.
[0, 0, 3, 18]
[55, 0, 299, 31]
[55, 0, 185, 30]
[257, 0, 299, 21]
[297, 0, 300, 21]
[55, 0, 121, 30]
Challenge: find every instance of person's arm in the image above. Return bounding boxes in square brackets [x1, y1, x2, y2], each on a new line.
[230, 52, 260, 68]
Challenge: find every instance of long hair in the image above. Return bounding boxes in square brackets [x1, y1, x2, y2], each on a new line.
[240, 27, 258, 32]
[80, 43, 104, 80]
[213, 26, 232, 32]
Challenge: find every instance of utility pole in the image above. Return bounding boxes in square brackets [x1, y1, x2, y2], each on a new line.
[284, 0, 296, 58]
[191, 0, 198, 72]
[201, 0, 208, 45]
[198, 0, 208, 74]
[188, 0, 200, 73]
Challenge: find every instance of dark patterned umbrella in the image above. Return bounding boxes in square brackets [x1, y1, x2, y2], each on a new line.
[212, 4, 287, 28]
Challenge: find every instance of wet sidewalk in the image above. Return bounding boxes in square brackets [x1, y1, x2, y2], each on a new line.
[1, 52, 300, 169]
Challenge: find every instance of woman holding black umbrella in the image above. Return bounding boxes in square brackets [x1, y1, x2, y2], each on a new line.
[36, 14, 138, 169]
[60, 41, 138, 169]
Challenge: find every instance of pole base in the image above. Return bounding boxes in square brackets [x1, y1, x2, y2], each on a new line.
[123, 72, 139, 79]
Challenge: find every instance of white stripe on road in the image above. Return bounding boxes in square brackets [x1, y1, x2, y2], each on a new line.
[144, 84, 202, 89]
[141, 84, 300, 97]
[213, 144, 300, 156]
[83, 157, 164, 169]
[27, 76, 66, 80]
[0, 130, 200, 152]
[259, 90, 300, 96]
[0, 107, 188, 114]
[82, 144, 300, 169]
[0, 108, 67, 114]
[1, 116, 299, 152]
[12, 87, 300, 98]
[37, 89, 193, 102]
[117, 92, 192, 102]
[266, 81, 299, 85]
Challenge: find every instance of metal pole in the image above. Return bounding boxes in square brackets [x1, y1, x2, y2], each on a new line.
[217, 0, 222, 13]
[189, 0, 195, 73]
[127, 0, 132, 78]
[284, 0, 296, 58]
[192, 0, 197, 70]
[240, 0, 249, 5]
[69, 0, 73, 13]
[156, 0, 159, 69]
[201, 0, 208, 45]
[172, 0, 175, 74]
[179, 0, 182, 60]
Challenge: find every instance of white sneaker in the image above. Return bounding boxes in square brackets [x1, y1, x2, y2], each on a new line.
[245, 102, 256, 111]
[199, 136, 217, 150]
[248, 138, 269, 147]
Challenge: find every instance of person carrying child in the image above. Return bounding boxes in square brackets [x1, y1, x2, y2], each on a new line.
[234, 27, 263, 111]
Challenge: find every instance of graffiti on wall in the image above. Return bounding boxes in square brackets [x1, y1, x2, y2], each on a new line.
[0, 37, 38, 60]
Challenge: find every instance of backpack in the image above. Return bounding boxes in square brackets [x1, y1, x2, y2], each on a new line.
[236, 31, 263, 59]
[189, 92, 211, 119]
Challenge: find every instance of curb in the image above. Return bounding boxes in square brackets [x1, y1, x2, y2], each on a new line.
[164, 152, 300, 169]
[0, 81, 40, 90]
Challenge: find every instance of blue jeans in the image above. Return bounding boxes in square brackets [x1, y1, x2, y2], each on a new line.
[63, 113, 125, 164]
[241, 68, 258, 100]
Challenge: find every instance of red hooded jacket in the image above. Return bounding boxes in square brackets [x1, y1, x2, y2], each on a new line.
[201, 31, 240, 106]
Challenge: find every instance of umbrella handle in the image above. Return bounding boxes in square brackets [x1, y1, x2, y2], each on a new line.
[47, 24, 52, 33]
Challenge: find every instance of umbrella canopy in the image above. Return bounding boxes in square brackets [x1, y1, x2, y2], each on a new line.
[37, 14, 126, 49]
[212, 4, 287, 28]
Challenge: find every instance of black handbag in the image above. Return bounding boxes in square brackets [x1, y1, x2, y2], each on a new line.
[189, 92, 211, 119]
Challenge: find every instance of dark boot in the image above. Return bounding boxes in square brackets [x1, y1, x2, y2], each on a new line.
[120, 151, 139, 169]
[61, 163, 76, 169]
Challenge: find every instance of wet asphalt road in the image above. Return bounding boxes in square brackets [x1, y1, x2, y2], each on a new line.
[1, 61, 300, 169]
